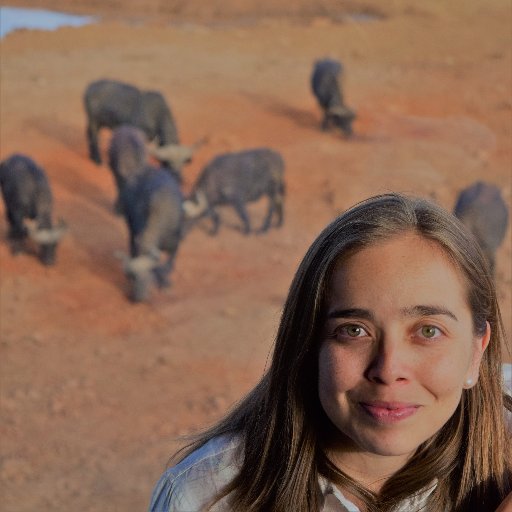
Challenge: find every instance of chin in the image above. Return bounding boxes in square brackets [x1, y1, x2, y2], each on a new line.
[353, 430, 425, 458]
[365, 442, 418, 458]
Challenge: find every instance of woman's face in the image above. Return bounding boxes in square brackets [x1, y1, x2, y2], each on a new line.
[318, 232, 489, 461]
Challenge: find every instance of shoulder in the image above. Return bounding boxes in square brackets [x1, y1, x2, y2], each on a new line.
[503, 363, 512, 434]
[148, 435, 242, 512]
[503, 363, 511, 395]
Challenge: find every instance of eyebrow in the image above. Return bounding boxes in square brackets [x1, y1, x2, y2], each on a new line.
[326, 305, 458, 322]
[400, 305, 458, 321]
[326, 308, 375, 321]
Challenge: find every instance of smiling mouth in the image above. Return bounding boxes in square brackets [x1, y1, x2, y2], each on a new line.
[359, 402, 421, 423]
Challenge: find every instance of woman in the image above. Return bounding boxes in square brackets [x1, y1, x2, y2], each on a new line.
[149, 193, 512, 511]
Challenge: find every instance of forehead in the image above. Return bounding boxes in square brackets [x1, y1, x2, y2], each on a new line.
[328, 233, 469, 307]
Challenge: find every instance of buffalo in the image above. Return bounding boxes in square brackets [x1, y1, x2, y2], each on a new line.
[108, 124, 198, 213]
[0, 153, 66, 265]
[183, 148, 285, 235]
[454, 181, 509, 273]
[117, 165, 184, 302]
[84, 79, 185, 165]
[311, 58, 355, 136]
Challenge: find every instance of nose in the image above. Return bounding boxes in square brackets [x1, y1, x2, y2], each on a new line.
[365, 340, 410, 385]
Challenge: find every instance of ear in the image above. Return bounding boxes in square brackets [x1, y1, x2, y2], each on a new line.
[463, 321, 491, 388]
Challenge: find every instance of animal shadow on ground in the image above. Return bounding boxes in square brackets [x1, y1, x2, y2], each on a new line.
[185, 201, 274, 237]
[25, 116, 85, 155]
[240, 92, 375, 143]
[1, 229, 40, 261]
[24, 117, 116, 213]
[240, 92, 319, 130]
[57, 195, 131, 295]
[51, 160, 115, 214]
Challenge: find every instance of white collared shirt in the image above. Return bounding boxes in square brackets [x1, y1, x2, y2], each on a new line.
[149, 363, 512, 512]
[504, 363, 512, 395]
[148, 437, 435, 511]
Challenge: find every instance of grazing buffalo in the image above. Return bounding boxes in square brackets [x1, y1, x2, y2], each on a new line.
[108, 125, 148, 213]
[183, 148, 285, 235]
[454, 181, 509, 273]
[118, 165, 184, 302]
[311, 58, 355, 136]
[84, 79, 182, 165]
[108, 125, 199, 214]
[0, 154, 66, 265]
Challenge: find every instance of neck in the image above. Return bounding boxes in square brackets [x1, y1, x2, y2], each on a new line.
[324, 435, 412, 494]
[332, 452, 408, 492]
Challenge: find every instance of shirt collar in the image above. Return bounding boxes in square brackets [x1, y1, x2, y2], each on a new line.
[318, 475, 438, 512]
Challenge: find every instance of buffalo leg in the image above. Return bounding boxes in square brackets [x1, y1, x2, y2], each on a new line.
[207, 208, 221, 236]
[275, 195, 284, 227]
[153, 254, 176, 289]
[6, 210, 27, 254]
[260, 196, 276, 233]
[129, 235, 138, 258]
[233, 200, 251, 234]
[321, 113, 330, 131]
[86, 122, 102, 164]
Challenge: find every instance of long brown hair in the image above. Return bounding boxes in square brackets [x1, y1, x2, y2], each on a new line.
[174, 193, 511, 511]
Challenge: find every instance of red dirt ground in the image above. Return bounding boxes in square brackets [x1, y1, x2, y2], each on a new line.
[0, 1, 510, 510]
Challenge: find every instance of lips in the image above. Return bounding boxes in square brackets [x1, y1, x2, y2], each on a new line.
[359, 401, 421, 423]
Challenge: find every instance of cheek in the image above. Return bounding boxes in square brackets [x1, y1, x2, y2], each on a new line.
[416, 349, 471, 398]
[318, 343, 364, 398]
[416, 347, 471, 390]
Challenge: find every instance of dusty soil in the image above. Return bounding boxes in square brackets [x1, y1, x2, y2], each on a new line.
[0, 1, 511, 510]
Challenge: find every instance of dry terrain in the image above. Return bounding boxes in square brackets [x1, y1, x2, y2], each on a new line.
[0, 1, 511, 510]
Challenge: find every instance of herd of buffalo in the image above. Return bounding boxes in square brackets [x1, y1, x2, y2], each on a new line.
[0, 58, 509, 302]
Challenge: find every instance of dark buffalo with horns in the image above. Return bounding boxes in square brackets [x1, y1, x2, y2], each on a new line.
[117, 165, 184, 302]
[108, 125, 148, 214]
[108, 125, 200, 214]
[0, 154, 67, 265]
[454, 181, 509, 274]
[183, 147, 285, 235]
[84, 79, 192, 166]
[311, 58, 356, 136]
